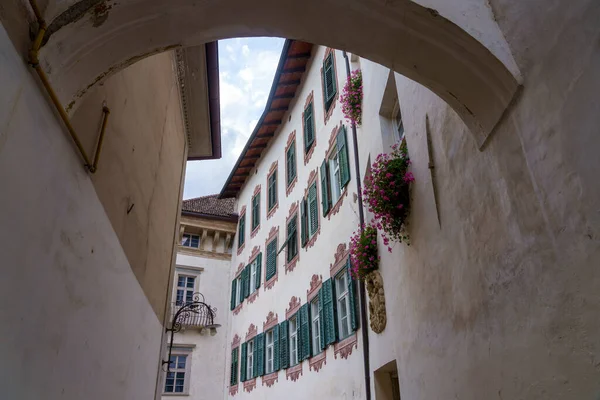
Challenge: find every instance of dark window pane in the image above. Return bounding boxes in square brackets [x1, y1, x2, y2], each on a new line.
[191, 236, 199, 248]
[186, 277, 195, 288]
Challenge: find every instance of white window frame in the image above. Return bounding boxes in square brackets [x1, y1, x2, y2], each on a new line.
[392, 100, 405, 143]
[163, 348, 192, 395]
[336, 271, 352, 339]
[329, 153, 342, 205]
[289, 316, 298, 366]
[249, 258, 257, 294]
[175, 274, 197, 306]
[181, 233, 200, 249]
[265, 329, 274, 374]
[235, 275, 243, 306]
[247, 340, 254, 378]
[307, 183, 318, 237]
[311, 299, 321, 356]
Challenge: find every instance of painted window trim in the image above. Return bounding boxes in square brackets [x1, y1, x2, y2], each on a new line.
[285, 131, 298, 196]
[320, 48, 340, 125]
[285, 202, 300, 273]
[267, 161, 279, 219]
[302, 91, 317, 165]
[237, 206, 247, 256]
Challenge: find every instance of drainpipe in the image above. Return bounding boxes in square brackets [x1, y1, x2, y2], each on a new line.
[343, 51, 371, 400]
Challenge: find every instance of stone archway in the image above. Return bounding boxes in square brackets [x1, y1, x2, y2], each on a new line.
[34, 0, 519, 147]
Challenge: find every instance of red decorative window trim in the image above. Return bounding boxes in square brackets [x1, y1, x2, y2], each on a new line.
[249, 245, 261, 263]
[320, 48, 339, 126]
[303, 169, 321, 250]
[251, 225, 260, 239]
[243, 378, 257, 393]
[302, 91, 317, 166]
[265, 227, 279, 290]
[237, 242, 245, 256]
[306, 274, 323, 302]
[245, 323, 257, 341]
[285, 202, 300, 274]
[286, 363, 303, 382]
[262, 372, 279, 387]
[233, 303, 243, 315]
[334, 332, 358, 360]
[309, 351, 327, 372]
[236, 262, 245, 277]
[330, 243, 350, 276]
[263, 311, 279, 332]
[253, 184, 261, 196]
[286, 296, 302, 320]
[267, 161, 279, 220]
[328, 188, 348, 219]
[231, 334, 241, 349]
[247, 290, 259, 304]
[229, 384, 239, 396]
[285, 131, 298, 197]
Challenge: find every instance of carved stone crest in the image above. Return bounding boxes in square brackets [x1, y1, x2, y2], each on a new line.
[364, 270, 387, 333]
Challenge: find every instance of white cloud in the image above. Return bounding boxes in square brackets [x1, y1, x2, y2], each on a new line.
[183, 37, 285, 199]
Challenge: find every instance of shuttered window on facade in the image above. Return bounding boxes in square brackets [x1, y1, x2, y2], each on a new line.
[279, 320, 289, 369]
[286, 215, 298, 262]
[238, 214, 245, 248]
[308, 183, 319, 236]
[299, 303, 311, 361]
[240, 342, 247, 382]
[252, 193, 260, 230]
[321, 125, 351, 216]
[268, 171, 277, 210]
[286, 143, 296, 186]
[322, 51, 337, 112]
[230, 347, 239, 386]
[303, 102, 315, 152]
[255, 333, 265, 377]
[266, 239, 277, 281]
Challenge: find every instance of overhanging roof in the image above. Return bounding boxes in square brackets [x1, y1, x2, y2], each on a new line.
[176, 42, 222, 160]
[219, 40, 313, 198]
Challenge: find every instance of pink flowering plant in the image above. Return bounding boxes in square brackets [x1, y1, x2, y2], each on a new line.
[340, 69, 363, 125]
[349, 222, 380, 280]
[363, 140, 414, 246]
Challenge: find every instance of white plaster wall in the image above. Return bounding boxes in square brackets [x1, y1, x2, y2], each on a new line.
[161, 252, 231, 400]
[226, 46, 367, 399]
[0, 21, 162, 400]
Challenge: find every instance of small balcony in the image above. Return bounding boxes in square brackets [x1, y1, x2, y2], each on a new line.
[169, 297, 218, 331]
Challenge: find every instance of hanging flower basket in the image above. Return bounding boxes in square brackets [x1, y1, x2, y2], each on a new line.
[340, 69, 363, 126]
[363, 140, 413, 247]
[349, 223, 379, 281]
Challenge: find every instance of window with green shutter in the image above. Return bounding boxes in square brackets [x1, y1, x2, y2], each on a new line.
[346, 259, 358, 331]
[299, 303, 311, 361]
[240, 342, 247, 382]
[322, 278, 338, 345]
[266, 238, 277, 282]
[300, 199, 308, 248]
[303, 102, 315, 152]
[279, 320, 289, 369]
[268, 170, 277, 211]
[308, 182, 319, 237]
[230, 279, 237, 311]
[238, 214, 245, 248]
[242, 265, 250, 300]
[323, 51, 337, 112]
[286, 142, 296, 186]
[286, 215, 298, 262]
[320, 160, 331, 216]
[256, 333, 265, 377]
[251, 193, 260, 231]
[230, 347, 239, 385]
[337, 125, 350, 187]
[318, 288, 326, 351]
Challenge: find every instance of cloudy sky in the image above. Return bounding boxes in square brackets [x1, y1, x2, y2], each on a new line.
[183, 37, 285, 199]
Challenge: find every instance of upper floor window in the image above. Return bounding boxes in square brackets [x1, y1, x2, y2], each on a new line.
[230, 347, 239, 386]
[335, 271, 352, 339]
[392, 100, 405, 143]
[286, 215, 298, 262]
[238, 214, 246, 249]
[176, 275, 196, 306]
[322, 51, 337, 113]
[246, 339, 254, 379]
[252, 193, 261, 231]
[266, 237, 278, 282]
[289, 315, 299, 366]
[303, 101, 315, 153]
[249, 257, 259, 295]
[265, 329, 275, 374]
[181, 233, 200, 248]
[311, 298, 321, 356]
[268, 169, 278, 211]
[321, 126, 351, 215]
[286, 140, 296, 186]
[164, 354, 189, 394]
[301, 182, 319, 246]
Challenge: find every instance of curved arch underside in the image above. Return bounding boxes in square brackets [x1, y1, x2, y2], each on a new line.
[38, 0, 519, 147]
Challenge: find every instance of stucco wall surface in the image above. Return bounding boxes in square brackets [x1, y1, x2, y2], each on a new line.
[355, 1, 600, 398]
[0, 21, 162, 400]
[70, 51, 186, 321]
[225, 46, 366, 400]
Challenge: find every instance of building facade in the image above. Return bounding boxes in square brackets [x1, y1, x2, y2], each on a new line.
[161, 195, 237, 400]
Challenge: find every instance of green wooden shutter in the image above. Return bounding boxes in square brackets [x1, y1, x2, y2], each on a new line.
[273, 324, 280, 371]
[337, 125, 350, 187]
[287, 216, 297, 262]
[347, 259, 358, 331]
[230, 279, 237, 310]
[266, 240, 277, 281]
[240, 342, 247, 382]
[300, 199, 308, 247]
[320, 160, 331, 215]
[268, 172, 277, 209]
[287, 145, 296, 185]
[318, 288, 325, 351]
[255, 253, 262, 290]
[308, 183, 318, 236]
[323, 53, 337, 111]
[279, 321, 289, 369]
[230, 348, 238, 385]
[299, 303, 311, 360]
[238, 215, 245, 247]
[304, 103, 314, 151]
[322, 278, 338, 345]
[243, 265, 250, 299]
[256, 333, 265, 377]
